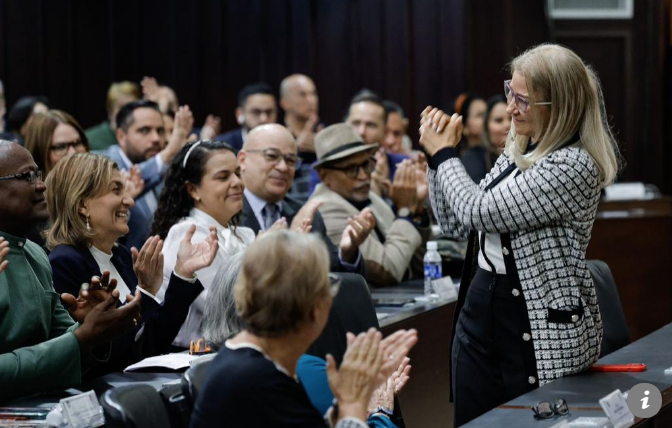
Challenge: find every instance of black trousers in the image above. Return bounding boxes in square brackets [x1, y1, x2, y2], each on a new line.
[452, 268, 537, 426]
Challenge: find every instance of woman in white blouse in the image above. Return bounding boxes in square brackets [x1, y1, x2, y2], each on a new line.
[152, 140, 256, 348]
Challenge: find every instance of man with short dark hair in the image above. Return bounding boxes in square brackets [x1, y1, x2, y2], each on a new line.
[238, 124, 371, 276]
[215, 83, 277, 152]
[382, 100, 412, 156]
[0, 141, 141, 401]
[97, 100, 192, 248]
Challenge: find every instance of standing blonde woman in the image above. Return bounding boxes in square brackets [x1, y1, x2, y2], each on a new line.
[419, 44, 619, 426]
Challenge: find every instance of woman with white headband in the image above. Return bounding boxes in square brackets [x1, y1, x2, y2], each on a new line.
[151, 140, 256, 348]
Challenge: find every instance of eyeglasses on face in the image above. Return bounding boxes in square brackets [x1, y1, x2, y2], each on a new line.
[50, 140, 85, 155]
[324, 157, 376, 179]
[504, 80, 551, 113]
[247, 148, 302, 169]
[531, 398, 569, 419]
[0, 170, 43, 184]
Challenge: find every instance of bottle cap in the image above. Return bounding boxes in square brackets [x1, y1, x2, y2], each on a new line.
[426, 241, 438, 251]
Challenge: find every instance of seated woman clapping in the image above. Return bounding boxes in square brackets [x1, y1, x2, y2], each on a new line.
[151, 140, 257, 348]
[45, 152, 218, 371]
[191, 230, 417, 428]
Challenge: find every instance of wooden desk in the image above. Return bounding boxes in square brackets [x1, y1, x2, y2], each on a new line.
[587, 198, 672, 340]
[373, 283, 457, 428]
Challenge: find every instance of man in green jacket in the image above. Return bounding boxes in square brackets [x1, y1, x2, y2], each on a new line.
[0, 140, 141, 402]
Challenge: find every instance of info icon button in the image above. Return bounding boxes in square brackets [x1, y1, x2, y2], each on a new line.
[626, 383, 662, 418]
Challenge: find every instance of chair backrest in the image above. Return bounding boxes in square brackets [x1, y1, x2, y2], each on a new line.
[306, 273, 380, 365]
[587, 259, 630, 357]
[101, 384, 173, 428]
[159, 382, 191, 428]
[181, 353, 217, 407]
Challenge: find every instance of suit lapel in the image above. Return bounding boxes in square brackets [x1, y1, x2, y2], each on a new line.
[241, 196, 262, 233]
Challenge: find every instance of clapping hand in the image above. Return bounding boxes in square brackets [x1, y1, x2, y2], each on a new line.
[290, 199, 323, 231]
[370, 149, 390, 197]
[174, 224, 219, 279]
[62, 270, 124, 323]
[122, 165, 145, 199]
[199, 114, 222, 141]
[340, 208, 376, 263]
[419, 106, 463, 156]
[74, 290, 142, 350]
[387, 160, 418, 213]
[162, 105, 195, 163]
[327, 328, 384, 422]
[132, 235, 164, 296]
[367, 357, 412, 413]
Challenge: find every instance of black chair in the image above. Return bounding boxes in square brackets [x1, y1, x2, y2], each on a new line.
[587, 260, 630, 357]
[100, 384, 174, 428]
[306, 273, 380, 365]
[181, 353, 217, 408]
[159, 381, 191, 428]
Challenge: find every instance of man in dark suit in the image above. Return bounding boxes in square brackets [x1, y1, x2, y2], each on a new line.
[238, 124, 372, 275]
[214, 83, 277, 153]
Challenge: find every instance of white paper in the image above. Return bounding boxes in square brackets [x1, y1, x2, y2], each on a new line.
[599, 389, 634, 428]
[603, 183, 646, 201]
[432, 276, 457, 300]
[124, 353, 208, 372]
[60, 390, 104, 428]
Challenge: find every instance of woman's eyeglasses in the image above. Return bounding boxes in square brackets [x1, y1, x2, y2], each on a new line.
[50, 140, 85, 155]
[504, 80, 551, 113]
[531, 398, 569, 419]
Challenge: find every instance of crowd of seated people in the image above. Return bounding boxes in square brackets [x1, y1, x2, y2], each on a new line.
[0, 71, 513, 426]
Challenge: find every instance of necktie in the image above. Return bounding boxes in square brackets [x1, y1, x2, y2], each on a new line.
[262, 203, 280, 230]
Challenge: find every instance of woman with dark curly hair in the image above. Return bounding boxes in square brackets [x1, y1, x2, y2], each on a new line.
[152, 140, 255, 348]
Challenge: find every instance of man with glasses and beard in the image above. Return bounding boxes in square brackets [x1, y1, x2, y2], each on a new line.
[310, 124, 429, 286]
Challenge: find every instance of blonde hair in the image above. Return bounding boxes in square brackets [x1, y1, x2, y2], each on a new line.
[106, 81, 140, 116]
[505, 44, 619, 186]
[234, 231, 330, 337]
[45, 153, 118, 250]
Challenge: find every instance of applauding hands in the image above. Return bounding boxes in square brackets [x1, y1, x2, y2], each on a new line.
[419, 106, 464, 156]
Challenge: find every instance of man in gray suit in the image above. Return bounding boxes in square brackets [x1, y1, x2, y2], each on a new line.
[96, 100, 191, 249]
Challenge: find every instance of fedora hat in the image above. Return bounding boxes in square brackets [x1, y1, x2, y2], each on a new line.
[313, 123, 379, 168]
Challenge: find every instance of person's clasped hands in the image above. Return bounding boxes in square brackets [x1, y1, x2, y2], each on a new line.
[418, 106, 464, 156]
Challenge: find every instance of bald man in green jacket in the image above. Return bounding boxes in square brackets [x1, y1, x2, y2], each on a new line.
[0, 141, 141, 402]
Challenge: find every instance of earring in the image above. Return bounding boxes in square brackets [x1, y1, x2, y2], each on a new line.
[86, 215, 91, 232]
[196, 196, 201, 202]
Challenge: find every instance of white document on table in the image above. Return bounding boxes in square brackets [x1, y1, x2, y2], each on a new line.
[124, 353, 209, 372]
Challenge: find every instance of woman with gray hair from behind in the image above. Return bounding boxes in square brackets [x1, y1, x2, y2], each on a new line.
[196, 231, 415, 428]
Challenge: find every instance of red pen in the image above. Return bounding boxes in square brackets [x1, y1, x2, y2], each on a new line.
[591, 363, 647, 372]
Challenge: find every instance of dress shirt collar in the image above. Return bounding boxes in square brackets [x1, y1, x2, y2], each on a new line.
[244, 189, 283, 231]
[117, 147, 134, 170]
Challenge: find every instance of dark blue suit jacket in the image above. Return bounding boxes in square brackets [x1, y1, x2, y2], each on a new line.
[49, 244, 203, 373]
[240, 195, 365, 276]
[213, 128, 244, 152]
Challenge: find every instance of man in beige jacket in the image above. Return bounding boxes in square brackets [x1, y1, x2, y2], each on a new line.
[310, 123, 429, 286]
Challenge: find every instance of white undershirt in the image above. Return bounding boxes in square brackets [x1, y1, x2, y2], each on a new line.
[477, 167, 520, 274]
[88, 246, 132, 302]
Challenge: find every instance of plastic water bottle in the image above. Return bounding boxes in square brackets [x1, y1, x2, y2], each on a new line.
[424, 241, 442, 301]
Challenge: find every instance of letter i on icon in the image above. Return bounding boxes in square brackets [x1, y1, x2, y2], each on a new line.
[641, 391, 650, 409]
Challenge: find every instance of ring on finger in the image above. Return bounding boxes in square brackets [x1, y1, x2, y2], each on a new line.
[132, 318, 138, 327]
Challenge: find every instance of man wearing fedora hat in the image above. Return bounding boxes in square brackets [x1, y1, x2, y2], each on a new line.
[311, 123, 429, 286]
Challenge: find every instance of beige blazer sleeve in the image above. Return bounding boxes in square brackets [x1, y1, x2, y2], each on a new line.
[312, 185, 422, 285]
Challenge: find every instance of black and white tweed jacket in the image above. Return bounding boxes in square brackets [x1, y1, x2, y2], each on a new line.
[428, 146, 603, 386]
